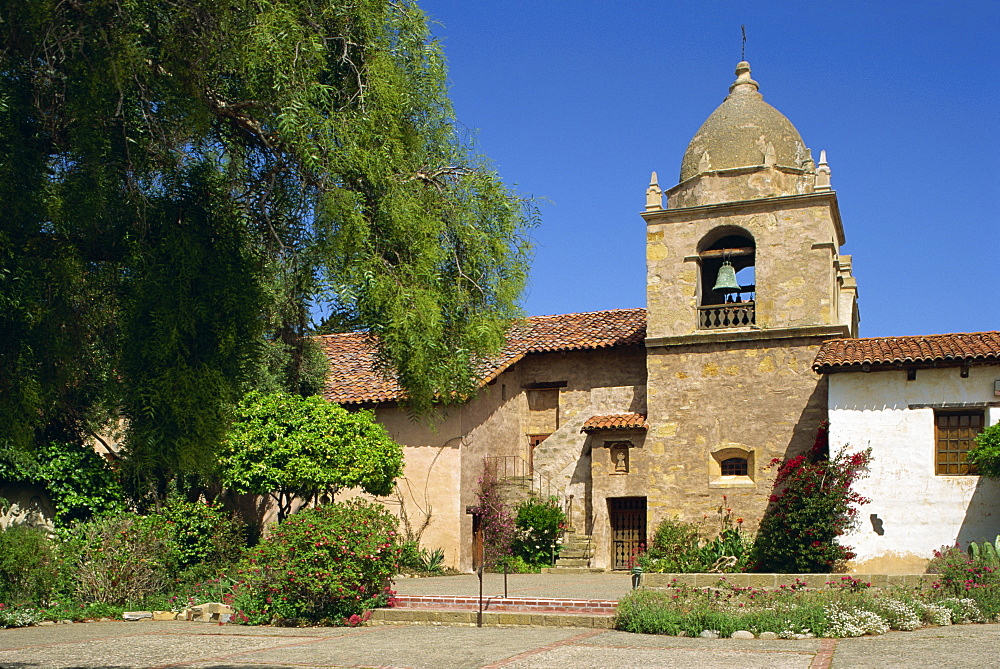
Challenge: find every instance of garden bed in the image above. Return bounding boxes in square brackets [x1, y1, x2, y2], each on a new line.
[617, 570, 999, 639]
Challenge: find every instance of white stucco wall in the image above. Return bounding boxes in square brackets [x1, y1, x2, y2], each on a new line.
[828, 365, 1000, 573]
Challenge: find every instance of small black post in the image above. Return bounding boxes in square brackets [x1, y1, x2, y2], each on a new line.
[477, 565, 483, 627]
[503, 562, 508, 599]
[631, 564, 643, 590]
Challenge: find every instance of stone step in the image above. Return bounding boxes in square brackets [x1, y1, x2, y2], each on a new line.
[371, 607, 613, 628]
[558, 547, 592, 559]
[387, 595, 616, 615]
[553, 557, 591, 567]
[541, 566, 608, 574]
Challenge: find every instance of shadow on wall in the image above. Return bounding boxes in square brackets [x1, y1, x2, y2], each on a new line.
[748, 380, 831, 571]
[955, 475, 1000, 549]
[569, 439, 592, 534]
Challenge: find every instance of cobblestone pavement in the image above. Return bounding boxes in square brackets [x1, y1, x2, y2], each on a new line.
[3, 620, 1000, 669]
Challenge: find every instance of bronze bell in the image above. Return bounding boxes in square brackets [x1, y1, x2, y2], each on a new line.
[712, 261, 740, 294]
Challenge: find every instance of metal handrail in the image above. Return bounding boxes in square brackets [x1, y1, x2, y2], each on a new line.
[483, 455, 561, 500]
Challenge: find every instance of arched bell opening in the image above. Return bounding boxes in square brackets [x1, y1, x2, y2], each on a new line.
[697, 230, 756, 329]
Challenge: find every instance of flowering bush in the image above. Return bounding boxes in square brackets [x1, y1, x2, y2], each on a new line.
[475, 462, 514, 570]
[824, 605, 889, 637]
[750, 423, 871, 573]
[512, 497, 565, 567]
[232, 499, 399, 624]
[0, 603, 42, 629]
[928, 544, 1000, 618]
[637, 500, 749, 573]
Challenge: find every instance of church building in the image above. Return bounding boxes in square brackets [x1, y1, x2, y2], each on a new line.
[318, 61, 998, 573]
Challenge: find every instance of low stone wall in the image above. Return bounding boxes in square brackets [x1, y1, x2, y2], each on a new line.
[641, 573, 938, 589]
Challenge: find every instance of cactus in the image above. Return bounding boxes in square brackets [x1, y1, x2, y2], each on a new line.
[967, 540, 1000, 567]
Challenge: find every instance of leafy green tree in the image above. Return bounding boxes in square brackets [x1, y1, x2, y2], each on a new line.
[966, 422, 1000, 478]
[219, 391, 402, 521]
[0, 1, 533, 476]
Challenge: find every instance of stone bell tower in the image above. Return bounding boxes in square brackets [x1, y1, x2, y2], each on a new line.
[638, 62, 859, 530]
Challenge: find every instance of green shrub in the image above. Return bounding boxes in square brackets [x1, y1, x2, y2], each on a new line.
[0, 525, 60, 606]
[615, 589, 684, 634]
[637, 517, 705, 573]
[512, 496, 565, 567]
[398, 539, 424, 572]
[0, 441, 124, 525]
[64, 514, 173, 606]
[232, 499, 400, 624]
[615, 587, 828, 637]
[156, 499, 247, 577]
[966, 422, 1000, 478]
[397, 541, 446, 574]
[498, 555, 538, 573]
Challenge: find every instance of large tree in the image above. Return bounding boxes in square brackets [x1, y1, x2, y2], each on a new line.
[0, 0, 533, 474]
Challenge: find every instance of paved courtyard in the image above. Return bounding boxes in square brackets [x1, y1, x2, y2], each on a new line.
[4, 620, 1000, 669]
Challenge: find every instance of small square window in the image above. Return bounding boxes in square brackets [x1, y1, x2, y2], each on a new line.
[935, 410, 984, 475]
[720, 457, 748, 476]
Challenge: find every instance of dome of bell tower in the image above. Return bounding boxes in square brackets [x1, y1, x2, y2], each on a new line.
[678, 61, 809, 183]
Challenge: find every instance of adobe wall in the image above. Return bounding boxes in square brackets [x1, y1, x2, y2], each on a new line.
[829, 364, 1000, 573]
[341, 345, 646, 571]
[365, 375, 525, 571]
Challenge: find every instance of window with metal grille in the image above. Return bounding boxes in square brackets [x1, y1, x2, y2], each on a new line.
[720, 457, 748, 476]
[935, 410, 984, 475]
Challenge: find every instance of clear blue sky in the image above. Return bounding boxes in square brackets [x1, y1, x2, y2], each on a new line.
[421, 0, 999, 337]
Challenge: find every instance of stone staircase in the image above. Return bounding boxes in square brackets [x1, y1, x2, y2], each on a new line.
[543, 531, 602, 573]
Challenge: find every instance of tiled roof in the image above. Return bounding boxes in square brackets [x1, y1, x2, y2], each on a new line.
[581, 413, 648, 433]
[317, 308, 646, 405]
[813, 331, 1000, 373]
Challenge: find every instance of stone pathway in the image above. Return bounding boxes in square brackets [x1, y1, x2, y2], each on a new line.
[4, 619, 1000, 668]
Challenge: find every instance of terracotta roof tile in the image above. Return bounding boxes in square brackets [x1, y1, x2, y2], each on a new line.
[317, 308, 646, 405]
[581, 413, 648, 433]
[813, 331, 1000, 373]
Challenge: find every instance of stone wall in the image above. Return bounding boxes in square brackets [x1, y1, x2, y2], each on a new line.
[643, 335, 830, 536]
[644, 192, 849, 341]
[519, 347, 647, 532]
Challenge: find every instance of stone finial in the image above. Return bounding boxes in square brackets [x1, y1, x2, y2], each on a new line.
[815, 149, 832, 191]
[729, 60, 760, 95]
[802, 148, 815, 173]
[698, 151, 711, 172]
[645, 171, 662, 210]
[763, 142, 776, 166]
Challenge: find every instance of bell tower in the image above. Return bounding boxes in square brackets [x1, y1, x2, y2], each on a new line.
[643, 61, 858, 340]
[638, 62, 860, 530]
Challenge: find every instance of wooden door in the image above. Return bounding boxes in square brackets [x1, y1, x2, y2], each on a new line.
[609, 497, 646, 570]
